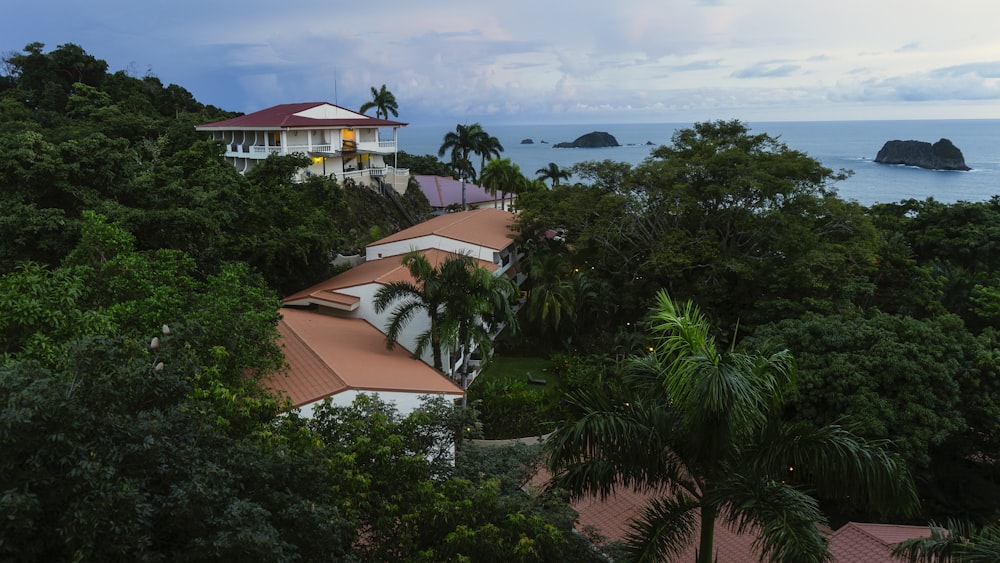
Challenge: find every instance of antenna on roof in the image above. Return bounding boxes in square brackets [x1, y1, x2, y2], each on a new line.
[333, 67, 338, 106]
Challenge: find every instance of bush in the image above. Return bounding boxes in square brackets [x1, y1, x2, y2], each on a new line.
[468, 377, 549, 439]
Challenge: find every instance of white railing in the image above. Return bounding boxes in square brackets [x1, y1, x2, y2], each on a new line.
[232, 141, 396, 158]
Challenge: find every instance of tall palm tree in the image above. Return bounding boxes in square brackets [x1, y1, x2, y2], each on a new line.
[438, 123, 482, 178]
[480, 157, 525, 209]
[545, 291, 919, 563]
[439, 123, 485, 209]
[473, 133, 504, 180]
[372, 251, 467, 370]
[535, 162, 571, 188]
[359, 84, 399, 120]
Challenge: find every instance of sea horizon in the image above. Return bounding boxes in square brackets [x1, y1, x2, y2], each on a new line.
[399, 118, 1000, 207]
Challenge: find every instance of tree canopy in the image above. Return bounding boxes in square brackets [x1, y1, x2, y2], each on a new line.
[546, 291, 918, 563]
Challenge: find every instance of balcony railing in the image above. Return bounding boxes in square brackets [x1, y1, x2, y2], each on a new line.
[230, 141, 397, 159]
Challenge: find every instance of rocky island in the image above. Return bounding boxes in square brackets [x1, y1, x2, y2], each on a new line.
[553, 131, 620, 148]
[874, 138, 970, 171]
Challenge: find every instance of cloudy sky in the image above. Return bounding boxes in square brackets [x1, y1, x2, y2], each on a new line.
[5, 0, 1000, 125]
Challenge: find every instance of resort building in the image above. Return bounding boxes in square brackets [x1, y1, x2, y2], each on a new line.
[268, 208, 522, 415]
[196, 102, 408, 191]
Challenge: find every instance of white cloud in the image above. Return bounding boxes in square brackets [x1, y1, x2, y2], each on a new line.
[5, 0, 1000, 123]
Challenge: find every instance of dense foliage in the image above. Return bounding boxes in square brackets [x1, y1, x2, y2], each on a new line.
[0, 42, 425, 293]
[511, 119, 1000, 534]
[0, 42, 591, 562]
[6, 39, 1000, 559]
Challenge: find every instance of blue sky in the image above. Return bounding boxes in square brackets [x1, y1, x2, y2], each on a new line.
[5, 0, 1000, 125]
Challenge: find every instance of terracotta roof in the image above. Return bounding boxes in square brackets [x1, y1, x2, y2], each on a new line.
[828, 522, 933, 563]
[283, 249, 496, 307]
[196, 102, 406, 130]
[370, 208, 516, 252]
[413, 175, 497, 208]
[265, 308, 463, 408]
[531, 469, 929, 562]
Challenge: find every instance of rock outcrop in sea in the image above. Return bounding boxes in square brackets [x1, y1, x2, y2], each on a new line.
[553, 131, 620, 148]
[874, 138, 970, 171]
[520, 138, 534, 144]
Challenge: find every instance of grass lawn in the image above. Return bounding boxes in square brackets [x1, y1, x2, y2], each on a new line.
[476, 356, 558, 388]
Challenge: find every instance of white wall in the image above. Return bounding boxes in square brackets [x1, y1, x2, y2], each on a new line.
[366, 238, 499, 264]
[335, 282, 443, 371]
[296, 390, 463, 418]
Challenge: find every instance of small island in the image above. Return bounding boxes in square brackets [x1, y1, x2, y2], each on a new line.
[553, 131, 620, 148]
[520, 138, 534, 144]
[874, 138, 970, 171]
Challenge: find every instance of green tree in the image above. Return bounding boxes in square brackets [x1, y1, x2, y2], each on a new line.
[517, 121, 878, 332]
[443, 256, 519, 395]
[545, 291, 918, 563]
[438, 123, 484, 184]
[473, 131, 504, 180]
[480, 157, 526, 209]
[535, 161, 570, 187]
[359, 83, 399, 119]
[234, 153, 345, 294]
[0, 321, 353, 562]
[307, 394, 603, 562]
[743, 311, 973, 470]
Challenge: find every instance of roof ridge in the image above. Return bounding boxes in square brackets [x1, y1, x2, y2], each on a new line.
[832, 521, 895, 547]
[277, 312, 349, 400]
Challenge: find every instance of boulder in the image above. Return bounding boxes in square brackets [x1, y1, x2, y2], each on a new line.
[874, 138, 970, 171]
[520, 138, 534, 144]
[554, 131, 620, 148]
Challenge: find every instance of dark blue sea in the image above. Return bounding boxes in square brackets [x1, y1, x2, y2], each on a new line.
[399, 120, 1000, 207]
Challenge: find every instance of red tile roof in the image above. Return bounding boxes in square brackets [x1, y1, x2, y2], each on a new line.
[196, 102, 406, 129]
[828, 522, 933, 563]
[265, 308, 463, 408]
[530, 469, 930, 562]
[282, 249, 496, 307]
[370, 208, 516, 253]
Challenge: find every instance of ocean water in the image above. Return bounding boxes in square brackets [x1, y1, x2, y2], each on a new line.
[399, 120, 1000, 207]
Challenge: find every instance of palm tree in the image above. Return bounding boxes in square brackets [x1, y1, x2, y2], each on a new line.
[438, 123, 482, 177]
[473, 133, 504, 180]
[535, 162, 571, 188]
[372, 251, 466, 370]
[521, 248, 577, 342]
[359, 84, 399, 120]
[441, 258, 519, 398]
[439, 123, 484, 209]
[480, 157, 525, 209]
[893, 519, 1000, 562]
[545, 291, 919, 563]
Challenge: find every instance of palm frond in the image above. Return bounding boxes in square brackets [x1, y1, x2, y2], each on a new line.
[625, 491, 701, 563]
[893, 519, 1000, 563]
[747, 420, 919, 517]
[545, 384, 691, 499]
[711, 474, 831, 563]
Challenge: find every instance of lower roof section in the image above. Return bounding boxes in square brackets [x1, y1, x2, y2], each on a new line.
[265, 308, 463, 409]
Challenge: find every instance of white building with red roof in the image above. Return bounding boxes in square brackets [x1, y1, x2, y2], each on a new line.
[196, 102, 407, 190]
[267, 208, 522, 416]
[265, 308, 464, 417]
